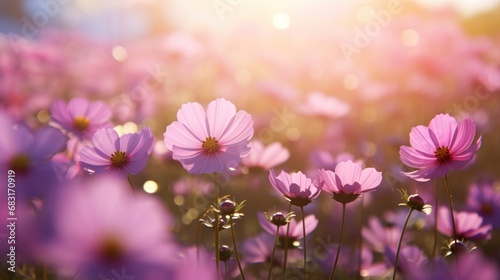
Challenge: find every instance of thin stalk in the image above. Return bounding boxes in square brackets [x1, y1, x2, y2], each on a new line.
[301, 206, 307, 279]
[444, 175, 458, 244]
[432, 184, 439, 260]
[393, 209, 414, 280]
[229, 218, 246, 280]
[214, 173, 220, 279]
[224, 261, 229, 280]
[357, 197, 364, 280]
[329, 203, 346, 280]
[281, 202, 293, 279]
[268, 226, 281, 280]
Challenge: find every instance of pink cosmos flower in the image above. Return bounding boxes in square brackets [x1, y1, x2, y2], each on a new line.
[467, 181, 500, 228]
[319, 160, 382, 204]
[269, 170, 322, 207]
[400, 114, 481, 182]
[437, 207, 492, 241]
[50, 97, 112, 140]
[242, 140, 290, 170]
[164, 98, 254, 174]
[45, 176, 176, 279]
[79, 127, 154, 178]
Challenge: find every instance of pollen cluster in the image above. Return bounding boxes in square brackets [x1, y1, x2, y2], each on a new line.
[110, 151, 128, 167]
[202, 136, 219, 153]
[434, 146, 451, 163]
[73, 115, 90, 131]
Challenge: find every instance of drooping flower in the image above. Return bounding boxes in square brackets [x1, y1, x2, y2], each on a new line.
[164, 98, 254, 175]
[0, 111, 66, 200]
[44, 176, 176, 279]
[241, 140, 290, 171]
[466, 181, 500, 229]
[258, 212, 318, 249]
[319, 160, 382, 204]
[269, 170, 322, 207]
[399, 114, 481, 182]
[79, 127, 154, 178]
[50, 97, 112, 140]
[436, 206, 492, 241]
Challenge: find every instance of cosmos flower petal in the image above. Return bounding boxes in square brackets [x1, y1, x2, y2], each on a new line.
[319, 169, 340, 194]
[260, 142, 290, 169]
[257, 213, 276, 236]
[29, 126, 66, 160]
[119, 133, 140, 154]
[218, 110, 254, 146]
[334, 160, 361, 185]
[403, 164, 449, 182]
[302, 215, 319, 236]
[428, 114, 457, 147]
[84, 100, 112, 121]
[450, 119, 477, 154]
[79, 146, 110, 171]
[176, 102, 207, 141]
[67, 97, 90, 118]
[91, 128, 120, 155]
[125, 155, 149, 175]
[409, 126, 439, 155]
[164, 122, 203, 150]
[400, 146, 436, 168]
[206, 98, 237, 139]
[50, 100, 73, 126]
[358, 167, 383, 193]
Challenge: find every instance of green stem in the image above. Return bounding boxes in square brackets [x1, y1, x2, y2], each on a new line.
[230, 218, 246, 280]
[281, 203, 293, 279]
[268, 225, 281, 280]
[444, 175, 458, 245]
[393, 209, 414, 280]
[329, 203, 346, 280]
[301, 206, 307, 279]
[214, 173, 220, 280]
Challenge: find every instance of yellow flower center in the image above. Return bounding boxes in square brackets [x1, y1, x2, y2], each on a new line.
[9, 154, 30, 174]
[110, 151, 128, 167]
[434, 146, 451, 163]
[73, 116, 90, 131]
[202, 137, 219, 153]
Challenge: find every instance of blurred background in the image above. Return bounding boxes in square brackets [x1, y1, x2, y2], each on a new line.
[1, 0, 500, 278]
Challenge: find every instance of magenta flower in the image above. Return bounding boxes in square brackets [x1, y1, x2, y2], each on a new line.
[242, 140, 290, 170]
[79, 127, 154, 178]
[269, 170, 322, 207]
[0, 111, 66, 199]
[399, 114, 481, 182]
[164, 98, 254, 174]
[45, 176, 176, 279]
[319, 160, 382, 204]
[467, 181, 500, 228]
[437, 206, 492, 241]
[50, 97, 112, 140]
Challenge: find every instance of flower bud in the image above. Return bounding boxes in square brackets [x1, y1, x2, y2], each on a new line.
[219, 245, 233, 262]
[270, 212, 287, 227]
[219, 200, 236, 215]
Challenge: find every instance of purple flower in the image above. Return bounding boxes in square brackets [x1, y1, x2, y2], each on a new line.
[0, 112, 66, 199]
[319, 160, 382, 204]
[242, 140, 290, 170]
[467, 181, 500, 229]
[437, 206, 492, 241]
[164, 98, 254, 174]
[50, 97, 112, 140]
[400, 114, 481, 182]
[45, 176, 176, 279]
[269, 170, 322, 207]
[79, 127, 154, 178]
[362, 216, 409, 253]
